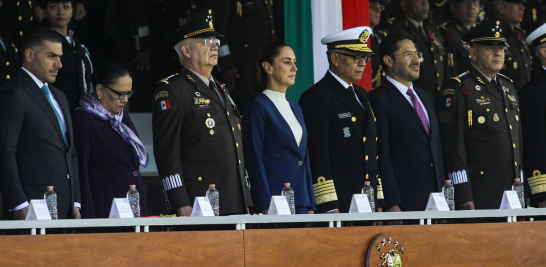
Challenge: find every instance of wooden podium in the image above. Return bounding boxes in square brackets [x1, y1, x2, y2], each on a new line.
[0, 221, 544, 266]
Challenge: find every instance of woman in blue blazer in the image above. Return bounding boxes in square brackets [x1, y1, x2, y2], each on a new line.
[243, 41, 316, 214]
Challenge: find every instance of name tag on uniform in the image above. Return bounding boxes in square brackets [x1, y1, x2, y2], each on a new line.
[338, 112, 351, 119]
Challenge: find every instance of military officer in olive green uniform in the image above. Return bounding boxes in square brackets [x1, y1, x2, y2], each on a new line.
[491, 0, 532, 90]
[380, 0, 445, 107]
[152, 9, 252, 216]
[441, 0, 480, 77]
[437, 19, 523, 211]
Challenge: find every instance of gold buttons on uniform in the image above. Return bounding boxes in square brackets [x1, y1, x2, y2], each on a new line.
[5, 62, 9, 66]
[366, 174, 369, 179]
[376, 156, 379, 160]
[239, 160, 241, 164]
[17, 2, 19, 6]
[236, 143, 239, 147]
[436, 73, 439, 77]
[352, 117, 356, 122]
[6, 75, 10, 79]
[244, 44, 248, 48]
[376, 137, 378, 141]
[365, 155, 369, 161]
[486, 108, 490, 112]
[232, 127, 234, 131]
[363, 137, 366, 142]
[505, 108, 508, 112]
[238, 124, 241, 130]
[20, 31, 23, 36]
[513, 143, 516, 148]
[30, 16, 33, 21]
[227, 111, 230, 116]
[434, 60, 437, 64]
[271, 30, 275, 34]
[468, 55, 472, 58]
[510, 125, 513, 129]
[431, 47, 434, 52]
[480, 171, 484, 175]
[515, 162, 518, 166]
[207, 113, 210, 117]
[270, 15, 273, 18]
[18, 16, 22, 21]
[198, 177, 202, 181]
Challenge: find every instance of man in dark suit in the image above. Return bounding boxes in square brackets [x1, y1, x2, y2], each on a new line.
[152, 9, 252, 216]
[519, 23, 546, 208]
[299, 27, 384, 213]
[0, 27, 81, 220]
[370, 32, 444, 215]
[437, 19, 522, 211]
[380, 0, 445, 107]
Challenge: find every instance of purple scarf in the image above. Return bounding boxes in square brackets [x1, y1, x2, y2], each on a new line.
[78, 93, 148, 168]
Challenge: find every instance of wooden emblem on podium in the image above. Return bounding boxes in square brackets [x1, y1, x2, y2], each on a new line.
[366, 232, 407, 267]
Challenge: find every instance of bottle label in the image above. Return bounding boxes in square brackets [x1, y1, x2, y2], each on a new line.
[425, 193, 450, 211]
[109, 198, 135, 218]
[349, 194, 372, 213]
[268, 196, 291, 215]
[191, 197, 215, 217]
[26, 199, 52, 220]
[500, 190, 523, 209]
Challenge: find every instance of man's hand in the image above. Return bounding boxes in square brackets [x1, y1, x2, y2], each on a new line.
[13, 206, 29, 220]
[307, 210, 314, 214]
[133, 50, 151, 71]
[177, 206, 192, 216]
[221, 67, 239, 91]
[456, 201, 475, 210]
[73, 207, 81, 219]
[74, 3, 86, 21]
[261, 209, 269, 214]
[537, 201, 546, 208]
[385, 205, 402, 225]
[326, 209, 340, 213]
[34, 7, 44, 23]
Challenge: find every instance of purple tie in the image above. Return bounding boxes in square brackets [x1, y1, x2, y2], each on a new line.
[406, 88, 429, 135]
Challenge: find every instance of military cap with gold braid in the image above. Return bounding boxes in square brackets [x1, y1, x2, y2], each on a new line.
[462, 18, 511, 47]
[165, 9, 223, 46]
[526, 23, 546, 46]
[321, 26, 374, 54]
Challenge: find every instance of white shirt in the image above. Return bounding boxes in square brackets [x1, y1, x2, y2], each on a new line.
[263, 89, 303, 147]
[328, 69, 365, 109]
[386, 76, 430, 125]
[11, 68, 80, 212]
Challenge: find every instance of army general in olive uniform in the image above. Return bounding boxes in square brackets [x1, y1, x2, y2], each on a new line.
[152, 9, 252, 216]
[437, 19, 523, 211]
[380, 0, 445, 107]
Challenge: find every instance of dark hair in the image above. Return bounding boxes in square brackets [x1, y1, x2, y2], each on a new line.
[248, 41, 290, 97]
[378, 32, 415, 70]
[40, 0, 74, 9]
[21, 26, 64, 54]
[92, 62, 132, 88]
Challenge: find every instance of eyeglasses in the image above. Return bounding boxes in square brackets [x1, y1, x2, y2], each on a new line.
[197, 38, 221, 46]
[397, 51, 421, 60]
[336, 52, 371, 63]
[370, 4, 385, 12]
[103, 85, 133, 100]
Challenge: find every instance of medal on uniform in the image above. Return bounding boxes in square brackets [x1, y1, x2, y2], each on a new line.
[515, 114, 519, 121]
[205, 118, 215, 136]
[475, 85, 481, 91]
[195, 92, 201, 97]
[493, 113, 500, 122]
[478, 116, 485, 124]
[343, 127, 351, 138]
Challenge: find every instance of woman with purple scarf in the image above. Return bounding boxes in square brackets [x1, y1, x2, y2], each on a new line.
[73, 62, 148, 219]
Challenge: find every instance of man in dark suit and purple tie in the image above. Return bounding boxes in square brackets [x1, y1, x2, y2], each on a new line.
[369, 32, 445, 219]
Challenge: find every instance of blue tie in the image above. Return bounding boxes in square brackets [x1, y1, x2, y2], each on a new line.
[41, 85, 68, 147]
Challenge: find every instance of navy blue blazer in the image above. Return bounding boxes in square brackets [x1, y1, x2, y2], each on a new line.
[242, 93, 316, 212]
[369, 79, 445, 211]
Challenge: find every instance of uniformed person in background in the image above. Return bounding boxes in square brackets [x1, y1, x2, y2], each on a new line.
[491, 0, 532, 91]
[211, 0, 283, 113]
[437, 19, 523, 211]
[152, 9, 252, 216]
[518, 23, 546, 208]
[299, 27, 384, 214]
[442, 0, 480, 77]
[0, 2, 21, 88]
[370, 0, 388, 89]
[380, 0, 445, 107]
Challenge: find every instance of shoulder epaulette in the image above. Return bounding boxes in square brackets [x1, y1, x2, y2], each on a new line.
[385, 18, 393, 25]
[157, 73, 179, 84]
[497, 73, 513, 83]
[450, 76, 461, 83]
[375, 29, 387, 37]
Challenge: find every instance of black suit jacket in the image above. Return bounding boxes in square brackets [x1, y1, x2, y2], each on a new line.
[299, 71, 384, 213]
[369, 79, 444, 211]
[0, 70, 80, 219]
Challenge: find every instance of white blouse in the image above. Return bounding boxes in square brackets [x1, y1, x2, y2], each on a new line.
[263, 89, 303, 147]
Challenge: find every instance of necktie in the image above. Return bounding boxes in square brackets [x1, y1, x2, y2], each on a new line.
[209, 80, 224, 107]
[406, 88, 429, 135]
[41, 85, 68, 146]
[348, 86, 364, 109]
[418, 25, 427, 38]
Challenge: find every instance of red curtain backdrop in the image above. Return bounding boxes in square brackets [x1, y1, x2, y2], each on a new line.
[342, 0, 372, 91]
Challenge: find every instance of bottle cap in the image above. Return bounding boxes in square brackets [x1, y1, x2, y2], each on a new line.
[284, 183, 290, 186]
[514, 178, 520, 182]
[129, 185, 136, 188]
[445, 180, 451, 183]
[209, 184, 215, 187]
[47, 186, 53, 189]
[364, 181, 370, 185]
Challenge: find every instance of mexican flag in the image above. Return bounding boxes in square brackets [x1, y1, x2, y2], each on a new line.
[285, 0, 372, 103]
[159, 100, 171, 111]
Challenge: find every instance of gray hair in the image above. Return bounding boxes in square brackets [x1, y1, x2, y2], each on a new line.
[326, 49, 345, 66]
[174, 39, 193, 65]
[535, 42, 546, 58]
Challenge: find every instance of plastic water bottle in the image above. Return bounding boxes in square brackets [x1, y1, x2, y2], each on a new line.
[512, 178, 525, 208]
[442, 180, 455, 211]
[281, 183, 295, 214]
[127, 185, 140, 218]
[362, 181, 375, 212]
[44, 186, 58, 220]
[206, 184, 220, 216]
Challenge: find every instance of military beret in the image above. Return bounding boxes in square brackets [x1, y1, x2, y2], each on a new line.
[462, 18, 511, 47]
[321, 26, 374, 54]
[165, 9, 223, 46]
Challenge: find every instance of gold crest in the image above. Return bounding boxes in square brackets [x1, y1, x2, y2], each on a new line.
[367, 233, 405, 267]
[495, 32, 500, 38]
[493, 113, 500, 121]
[360, 29, 370, 44]
[443, 89, 455, 95]
[380, 250, 402, 267]
[154, 91, 169, 101]
[209, 21, 213, 28]
[205, 118, 215, 128]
